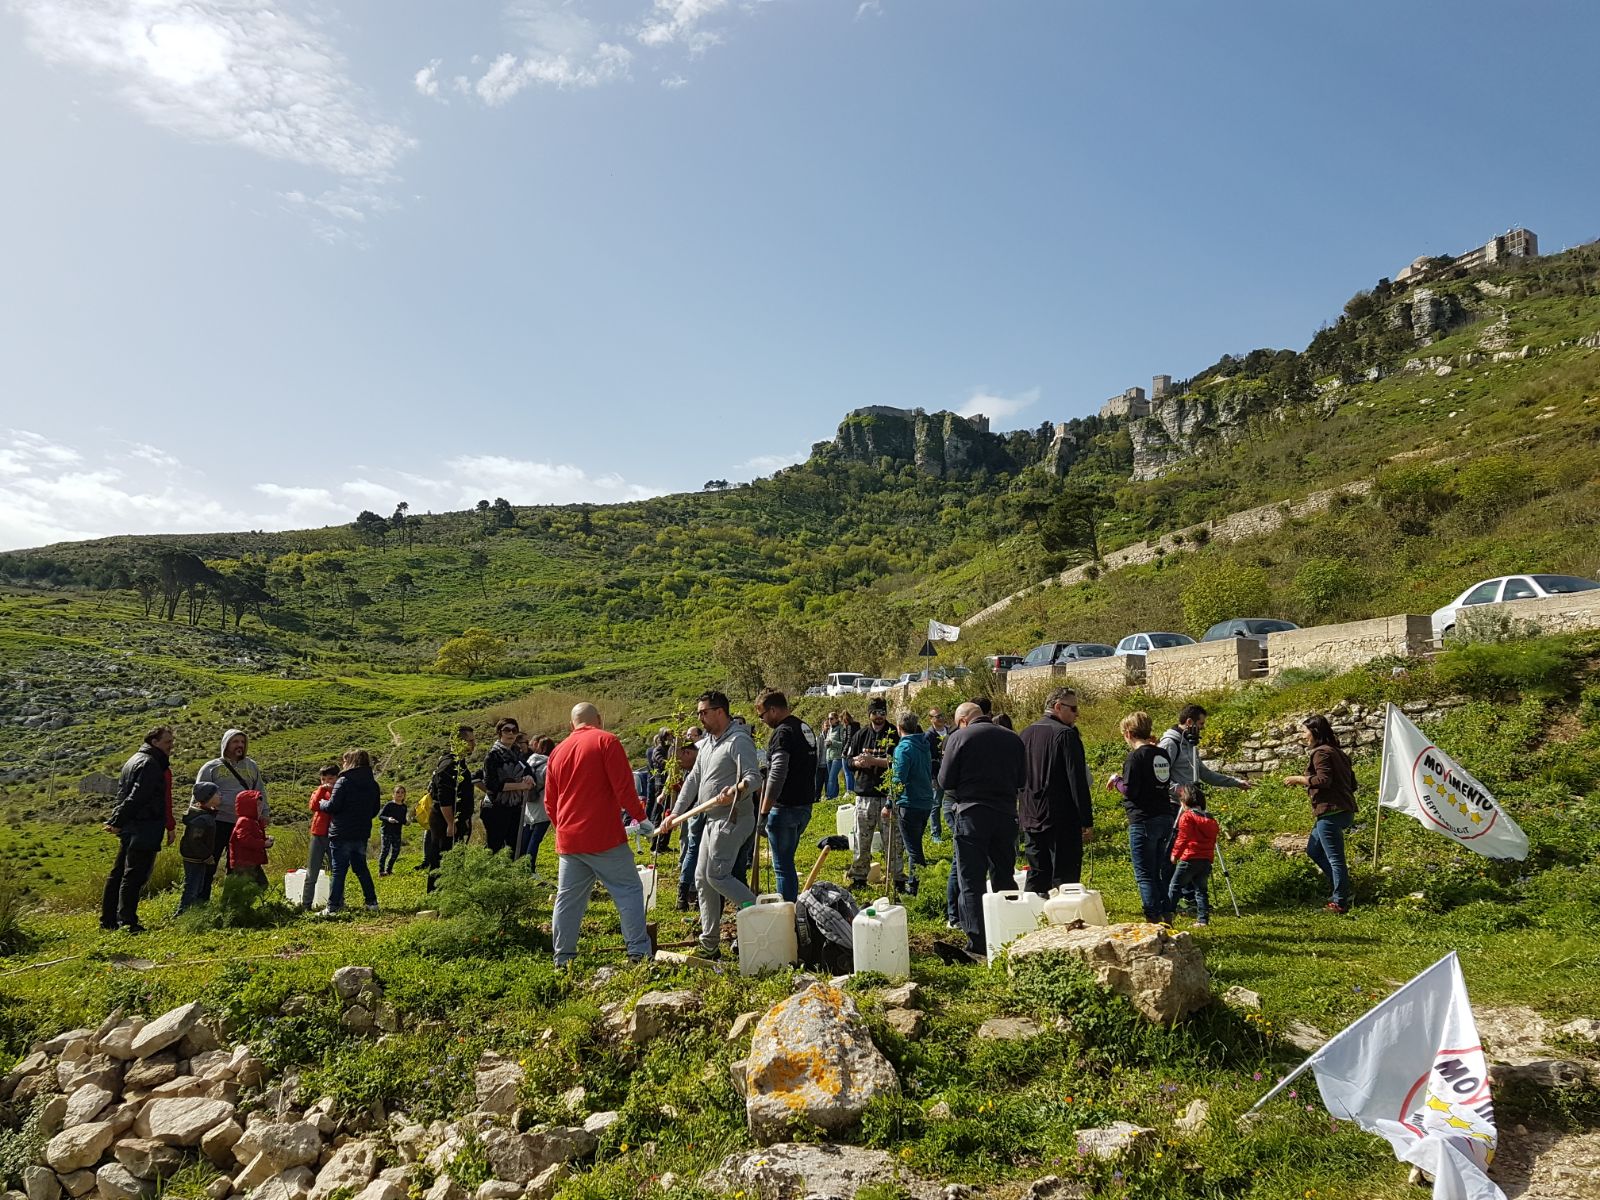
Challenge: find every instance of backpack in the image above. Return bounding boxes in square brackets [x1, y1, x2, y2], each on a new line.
[796, 882, 859, 975]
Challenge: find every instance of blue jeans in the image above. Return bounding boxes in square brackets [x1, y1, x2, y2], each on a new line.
[553, 842, 653, 965]
[302, 835, 330, 908]
[328, 838, 377, 911]
[678, 813, 706, 896]
[930, 788, 945, 839]
[520, 820, 550, 874]
[897, 806, 930, 873]
[1168, 859, 1212, 923]
[1307, 810, 1354, 908]
[179, 862, 211, 913]
[765, 804, 813, 902]
[842, 762, 856, 793]
[1128, 813, 1177, 923]
[825, 759, 844, 800]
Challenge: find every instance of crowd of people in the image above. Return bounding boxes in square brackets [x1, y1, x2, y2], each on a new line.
[100, 689, 1360, 965]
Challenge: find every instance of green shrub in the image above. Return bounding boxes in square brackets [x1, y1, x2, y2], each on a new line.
[175, 873, 298, 931]
[1293, 557, 1368, 619]
[432, 846, 542, 938]
[1456, 455, 1541, 518]
[1180, 564, 1270, 635]
[0, 878, 37, 956]
[1373, 464, 1455, 534]
[1433, 639, 1577, 700]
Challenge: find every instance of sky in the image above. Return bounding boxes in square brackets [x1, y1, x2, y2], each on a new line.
[3, 0, 1599, 551]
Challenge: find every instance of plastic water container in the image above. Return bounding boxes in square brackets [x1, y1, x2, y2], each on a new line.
[852, 899, 910, 977]
[989, 867, 1029, 894]
[1043, 883, 1108, 927]
[982, 889, 1046, 963]
[637, 864, 658, 912]
[284, 868, 330, 910]
[837, 801, 883, 854]
[737, 895, 798, 976]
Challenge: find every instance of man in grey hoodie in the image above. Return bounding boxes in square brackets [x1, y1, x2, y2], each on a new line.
[196, 728, 269, 889]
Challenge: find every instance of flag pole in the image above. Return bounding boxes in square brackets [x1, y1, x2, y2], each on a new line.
[1245, 1056, 1321, 1114]
[1371, 703, 1390, 870]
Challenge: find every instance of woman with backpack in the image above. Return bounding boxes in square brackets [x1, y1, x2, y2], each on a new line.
[1283, 714, 1359, 915]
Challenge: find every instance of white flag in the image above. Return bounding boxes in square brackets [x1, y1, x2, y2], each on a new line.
[926, 619, 960, 643]
[1299, 953, 1503, 1200]
[1378, 704, 1528, 861]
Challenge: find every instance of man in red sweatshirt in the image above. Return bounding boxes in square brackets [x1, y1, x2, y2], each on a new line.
[545, 702, 653, 968]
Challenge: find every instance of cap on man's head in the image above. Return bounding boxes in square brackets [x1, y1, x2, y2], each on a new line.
[868, 698, 888, 714]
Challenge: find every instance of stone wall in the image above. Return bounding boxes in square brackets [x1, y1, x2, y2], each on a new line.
[1266, 615, 1433, 677]
[1005, 656, 1144, 699]
[1145, 640, 1262, 698]
[1215, 698, 1466, 779]
[963, 480, 1371, 628]
[1457, 588, 1600, 639]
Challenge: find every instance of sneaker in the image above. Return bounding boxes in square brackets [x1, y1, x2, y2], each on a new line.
[99, 922, 118, 932]
[945, 918, 961, 930]
[1325, 902, 1349, 915]
[1193, 920, 1209, 927]
[121, 923, 148, 935]
[365, 903, 380, 912]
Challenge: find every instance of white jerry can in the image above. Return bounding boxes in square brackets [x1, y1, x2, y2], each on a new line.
[1042, 883, 1108, 927]
[737, 895, 799, 976]
[981, 889, 1046, 963]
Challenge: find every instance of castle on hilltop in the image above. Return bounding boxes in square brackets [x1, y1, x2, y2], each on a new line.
[1395, 227, 1539, 283]
[1098, 375, 1172, 421]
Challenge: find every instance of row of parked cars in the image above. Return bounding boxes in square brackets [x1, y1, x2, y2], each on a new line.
[800, 575, 1600, 697]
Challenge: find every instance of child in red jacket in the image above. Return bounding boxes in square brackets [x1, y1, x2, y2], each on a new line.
[228, 790, 274, 888]
[300, 764, 338, 909]
[1168, 788, 1219, 926]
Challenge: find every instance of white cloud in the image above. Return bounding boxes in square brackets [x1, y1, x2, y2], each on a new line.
[127, 442, 180, 468]
[473, 43, 633, 105]
[340, 479, 407, 507]
[737, 450, 804, 475]
[11, 1, 414, 177]
[10, 0, 415, 242]
[856, 0, 882, 18]
[445, 455, 660, 504]
[252, 482, 342, 521]
[278, 184, 400, 246]
[414, 59, 442, 99]
[956, 386, 1040, 423]
[660, 73, 688, 89]
[637, 0, 727, 49]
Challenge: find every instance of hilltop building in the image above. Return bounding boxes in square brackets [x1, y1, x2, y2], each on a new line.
[1395, 228, 1539, 284]
[1098, 377, 1178, 422]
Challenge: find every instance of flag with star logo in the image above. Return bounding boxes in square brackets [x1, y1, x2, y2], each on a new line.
[1292, 953, 1505, 1200]
[1378, 704, 1528, 861]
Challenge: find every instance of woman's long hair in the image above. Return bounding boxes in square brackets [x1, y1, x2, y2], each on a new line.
[1302, 714, 1340, 750]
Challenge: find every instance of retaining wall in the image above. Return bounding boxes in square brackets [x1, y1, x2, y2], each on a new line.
[1146, 639, 1261, 697]
[1005, 655, 1144, 697]
[1266, 614, 1433, 675]
[1456, 588, 1600, 639]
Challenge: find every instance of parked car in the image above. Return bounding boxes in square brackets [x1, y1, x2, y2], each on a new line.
[826, 672, 866, 696]
[867, 678, 898, 695]
[803, 685, 826, 697]
[897, 671, 928, 686]
[1432, 574, 1600, 640]
[1114, 632, 1196, 656]
[853, 677, 878, 694]
[1200, 618, 1299, 650]
[1020, 642, 1117, 667]
[928, 665, 970, 683]
[986, 654, 1024, 672]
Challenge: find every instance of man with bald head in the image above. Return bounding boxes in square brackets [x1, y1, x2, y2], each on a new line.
[544, 702, 654, 967]
[938, 699, 1027, 961]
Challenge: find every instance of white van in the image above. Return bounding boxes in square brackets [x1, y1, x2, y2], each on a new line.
[825, 672, 866, 696]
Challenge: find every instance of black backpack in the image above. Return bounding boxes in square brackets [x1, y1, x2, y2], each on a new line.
[796, 882, 859, 975]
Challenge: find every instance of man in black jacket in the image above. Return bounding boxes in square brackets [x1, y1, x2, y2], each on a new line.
[937, 703, 1027, 959]
[425, 724, 476, 893]
[1019, 688, 1095, 894]
[101, 727, 176, 933]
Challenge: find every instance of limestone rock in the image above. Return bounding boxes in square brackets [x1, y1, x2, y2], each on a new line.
[60, 1057, 122, 1096]
[177, 1022, 223, 1060]
[45, 1121, 117, 1173]
[473, 1054, 524, 1116]
[475, 1130, 537, 1187]
[727, 1012, 760, 1042]
[129, 1004, 203, 1059]
[1006, 923, 1211, 1024]
[20, 1167, 59, 1200]
[200, 1121, 244, 1168]
[744, 982, 900, 1145]
[1074, 1122, 1156, 1159]
[581, 1111, 620, 1138]
[709, 1143, 936, 1200]
[309, 1139, 377, 1200]
[103, 1106, 137, 1138]
[57, 1172, 97, 1199]
[190, 1052, 234, 1083]
[473, 1185, 520, 1200]
[205, 1180, 231, 1200]
[133, 1097, 235, 1146]
[97, 1023, 145, 1062]
[1557, 1018, 1600, 1046]
[524, 1164, 568, 1200]
[350, 1182, 404, 1200]
[40, 1031, 97, 1057]
[884, 1010, 924, 1038]
[246, 1167, 314, 1200]
[877, 982, 922, 1009]
[64, 1086, 115, 1128]
[1174, 1099, 1210, 1133]
[112, 1139, 184, 1180]
[147, 1077, 212, 1101]
[1489, 1060, 1590, 1090]
[1281, 1021, 1328, 1054]
[421, 1176, 463, 1200]
[122, 1055, 178, 1092]
[93, 1164, 151, 1200]
[339, 1008, 374, 1036]
[38, 1096, 68, 1135]
[233, 1124, 321, 1173]
[627, 991, 699, 1043]
[976, 1017, 1042, 1041]
[1222, 986, 1261, 1010]
[330, 968, 376, 1004]
[524, 1127, 597, 1171]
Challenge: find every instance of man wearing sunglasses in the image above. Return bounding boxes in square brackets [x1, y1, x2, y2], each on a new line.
[1019, 688, 1095, 895]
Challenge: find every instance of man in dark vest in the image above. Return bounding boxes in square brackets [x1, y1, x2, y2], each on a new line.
[1019, 687, 1095, 894]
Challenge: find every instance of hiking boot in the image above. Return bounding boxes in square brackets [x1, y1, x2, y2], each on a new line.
[121, 923, 147, 935]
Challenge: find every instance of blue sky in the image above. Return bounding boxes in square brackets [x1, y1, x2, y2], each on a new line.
[3, 0, 1597, 550]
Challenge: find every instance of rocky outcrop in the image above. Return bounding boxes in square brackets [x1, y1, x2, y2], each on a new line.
[833, 408, 1014, 479]
[1128, 381, 1286, 481]
[743, 983, 900, 1144]
[1007, 922, 1211, 1023]
[708, 1142, 945, 1200]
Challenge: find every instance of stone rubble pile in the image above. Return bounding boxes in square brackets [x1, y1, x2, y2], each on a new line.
[1219, 698, 1466, 778]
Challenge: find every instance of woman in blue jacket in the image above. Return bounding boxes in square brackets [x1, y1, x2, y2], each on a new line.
[320, 748, 381, 914]
[891, 714, 935, 894]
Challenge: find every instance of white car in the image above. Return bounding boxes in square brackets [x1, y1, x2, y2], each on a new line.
[825, 672, 866, 696]
[1432, 574, 1600, 640]
[1114, 632, 1196, 656]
